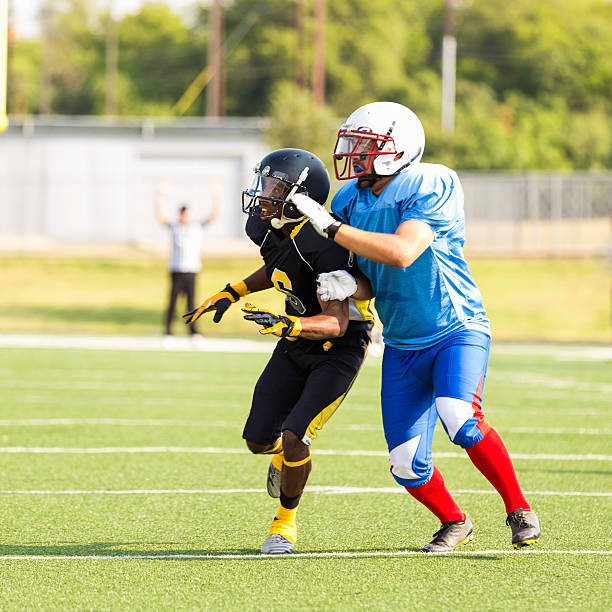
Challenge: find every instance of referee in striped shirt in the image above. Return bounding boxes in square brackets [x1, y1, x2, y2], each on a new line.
[156, 180, 220, 337]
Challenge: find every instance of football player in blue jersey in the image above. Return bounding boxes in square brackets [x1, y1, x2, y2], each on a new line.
[290, 102, 540, 552]
[184, 148, 373, 554]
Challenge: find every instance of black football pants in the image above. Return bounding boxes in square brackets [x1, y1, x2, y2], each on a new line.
[165, 271, 198, 335]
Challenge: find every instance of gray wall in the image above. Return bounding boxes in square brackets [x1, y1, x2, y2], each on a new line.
[1, 117, 610, 256]
[0, 117, 269, 251]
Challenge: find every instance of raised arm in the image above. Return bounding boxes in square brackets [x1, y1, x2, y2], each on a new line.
[202, 182, 222, 226]
[155, 179, 169, 225]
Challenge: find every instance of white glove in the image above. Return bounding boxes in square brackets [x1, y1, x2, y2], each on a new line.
[290, 193, 340, 239]
[317, 270, 358, 302]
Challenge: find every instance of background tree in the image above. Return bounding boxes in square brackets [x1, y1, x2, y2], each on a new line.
[8, 0, 612, 170]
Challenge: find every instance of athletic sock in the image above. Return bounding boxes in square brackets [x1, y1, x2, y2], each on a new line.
[405, 466, 464, 524]
[465, 427, 530, 514]
[279, 490, 302, 510]
[271, 451, 284, 471]
[269, 503, 298, 544]
[275, 503, 298, 523]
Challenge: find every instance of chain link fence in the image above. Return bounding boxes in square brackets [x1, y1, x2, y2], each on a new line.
[461, 172, 611, 256]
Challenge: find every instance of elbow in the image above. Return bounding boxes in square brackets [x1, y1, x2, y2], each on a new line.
[336, 316, 349, 338]
[389, 249, 415, 269]
[328, 316, 349, 338]
[389, 240, 425, 268]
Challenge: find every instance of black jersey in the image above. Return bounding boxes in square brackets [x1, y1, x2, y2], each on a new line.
[245, 215, 374, 336]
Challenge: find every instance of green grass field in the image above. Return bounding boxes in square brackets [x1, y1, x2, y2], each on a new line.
[0, 343, 610, 610]
[1, 256, 610, 342]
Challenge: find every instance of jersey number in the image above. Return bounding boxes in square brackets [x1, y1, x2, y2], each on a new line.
[271, 268, 306, 314]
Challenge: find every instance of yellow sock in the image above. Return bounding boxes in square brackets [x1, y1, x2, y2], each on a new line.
[271, 451, 284, 470]
[269, 503, 298, 544]
[276, 504, 297, 524]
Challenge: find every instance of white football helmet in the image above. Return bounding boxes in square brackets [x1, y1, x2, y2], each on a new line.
[333, 102, 425, 181]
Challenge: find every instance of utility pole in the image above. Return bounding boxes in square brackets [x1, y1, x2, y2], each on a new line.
[0, 0, 7, 131]
[441, 0, 456, 133]
[312, 0, 325, 107]
[40, 2, 52, 114]
[206, 0, 223, 117]
[294, 0, 305, 90]
[105, 0, 118, 116]
[6, 0, 25, 115]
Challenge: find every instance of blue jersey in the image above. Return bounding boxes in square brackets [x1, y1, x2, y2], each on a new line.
[331, 163, 490, 350]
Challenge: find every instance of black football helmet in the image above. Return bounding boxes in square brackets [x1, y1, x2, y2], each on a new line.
[242, 148, 330, 228]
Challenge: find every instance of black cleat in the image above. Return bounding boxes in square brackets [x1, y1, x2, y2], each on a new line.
[420, 515, 473, 553]
[506, 509, 540, 549]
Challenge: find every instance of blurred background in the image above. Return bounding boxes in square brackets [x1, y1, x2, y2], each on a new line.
[0, 0, 610, 343]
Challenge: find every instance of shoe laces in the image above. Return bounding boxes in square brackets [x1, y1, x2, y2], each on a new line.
[432, 519, 463, 539]
[268, 534, 287, 543]
[506, 510, 529, 528]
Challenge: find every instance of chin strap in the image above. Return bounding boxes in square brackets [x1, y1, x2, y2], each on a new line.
[270, 217, 289, 229]
[274, 166, 310, 227]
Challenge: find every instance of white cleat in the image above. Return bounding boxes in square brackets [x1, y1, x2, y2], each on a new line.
[266, 461, 282, 498]
[261, 533, 294, 554]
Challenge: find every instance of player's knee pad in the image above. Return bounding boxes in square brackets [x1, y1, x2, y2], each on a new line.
[453, 419, 485, 448]
[436, 397, 485, 449]
[388, 435, 432, 488]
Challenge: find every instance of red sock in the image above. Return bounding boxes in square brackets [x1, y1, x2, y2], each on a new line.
[405, 466, 464, 524]
[465, 427, 530, 514]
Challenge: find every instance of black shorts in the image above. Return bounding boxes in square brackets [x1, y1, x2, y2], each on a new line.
[242, 331, 369, 446]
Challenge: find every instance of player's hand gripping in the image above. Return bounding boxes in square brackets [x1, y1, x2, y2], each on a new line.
[241, 303, 302, 338]
[183, 281, 248, 324]
[289, 193, 342, 239]
[316, 271, 358, 302]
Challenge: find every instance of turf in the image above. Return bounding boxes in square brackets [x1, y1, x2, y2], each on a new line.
[0, 255, 610, 342]
[0, 344, 610, 610]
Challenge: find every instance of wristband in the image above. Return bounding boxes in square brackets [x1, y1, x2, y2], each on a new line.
[230, 280, 250, 298]
[326, 221, 343, 240]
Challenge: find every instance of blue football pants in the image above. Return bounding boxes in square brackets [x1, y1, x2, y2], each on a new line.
[381, 328, 491, 487]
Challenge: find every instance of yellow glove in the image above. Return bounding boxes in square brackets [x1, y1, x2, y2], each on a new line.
[241, 303, 302, 338]
[183, 281, 249, 324]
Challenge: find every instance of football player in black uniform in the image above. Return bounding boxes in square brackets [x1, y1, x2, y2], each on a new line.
[184, 148, 374, 554]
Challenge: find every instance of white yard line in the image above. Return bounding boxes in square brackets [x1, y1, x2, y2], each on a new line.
[493, 343, 612, 362]
[1, 380, 255, 393]
[0, 418, 609, 436]
[0, 418, 239, 428]
[0, 550, 609, 560]
[0, 487, 608, 497]
[335, 423, 612, 435]
[0, 334, 276, 354]
[1, 334, 610, 362]
[502, 373, 612, 394]
[0, 446, 609, 460]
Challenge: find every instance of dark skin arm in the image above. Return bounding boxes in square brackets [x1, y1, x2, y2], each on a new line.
[244, 260, 349, 339]
[297, 296, 349, 340]
[242, 265, 274, 293]
[352, 268, 374, 300]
